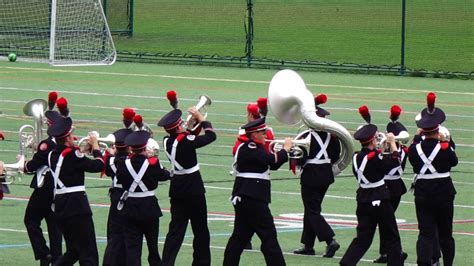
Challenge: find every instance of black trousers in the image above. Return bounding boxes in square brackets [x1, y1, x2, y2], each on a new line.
[415, 196, 455, 266]
[124, 216, 161, 266]
[103, 192, 126, 266]
[340, 200, 402, 266]
[378, 194, 402, 255]
[162, 194, 210, 266]
[299, 185, 334, 247]
[223, 197, 286, 266]
[54, 214, 98, 266]
[24, 200, 62, 261]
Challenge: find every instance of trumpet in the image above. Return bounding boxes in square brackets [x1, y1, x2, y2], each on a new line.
[77, 131, 116, 154]
[186, 95, 212, 132]
[376, 131, 410, 151]
[0, 155, 25, 185]
[268, 134, 310, 159]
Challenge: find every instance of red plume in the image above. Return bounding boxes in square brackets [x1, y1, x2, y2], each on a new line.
[390, 105, 402, 121]
[167, 90, 178, 109]
[315, 94, 327, 105]
[247, 104, 260, 119]
[56, 97, 69, 117]
[427, 92, 436, 113]
[257, 97, 268, 117]
[133, 115, 143, 129]
[358, 105, 371, 123]
[48, 91, 58, 110]
[122, 107, 136, 128]
[123, 108, 135, 120]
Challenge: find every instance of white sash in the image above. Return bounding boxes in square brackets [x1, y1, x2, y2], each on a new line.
[353, 153, 385, 189]
[414, 143, 449, 180]
[306, 131, 331, 164]
[164, 136, 199, 176]
[233, 142, 270, 180]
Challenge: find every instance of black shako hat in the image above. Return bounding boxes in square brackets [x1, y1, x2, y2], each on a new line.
[113, 128, 133, 148]
[45, 110, 61, 125]
[242, 117, 267, 133]
[416, 92, 446, 131]
[386, 121, 407, 136]
[314, 94, 330, 117]
[354, 105, 377, 144]
[157, 109, 183, 131]
[47, 116, 73, 138]
[354, 124, 378, 144]
[125, 130, 150, 150]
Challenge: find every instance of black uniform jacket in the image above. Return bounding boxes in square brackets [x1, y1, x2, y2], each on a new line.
[299, 130, 341, 187]
[163, 121, 216, 199]
[352, 148, 401, 203]
[116, 154, 170, 219]
[105, 149, 128, 202]
[24, 137, 56, 208]
[385, 144, 408, 198]
[232, 140, 289, 203]
[408, 137, 458, 200]
[48, 145, 104, 218]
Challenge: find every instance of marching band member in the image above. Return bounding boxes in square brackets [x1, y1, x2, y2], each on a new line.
[115, 128, 170, 266]
[223, 117, 292, 266]
[373, 105, 409, 263]
[102, 108, 135, 266]
[232, 98, 274, 155]
[293, 94, 341, 258]
[340, 105, 404, 266]
[232, 98, 274, 250]
[46, 109, 104, 266]
[408, 92, 458, 266]
[22, 92, 63, 266]
[160, 90, 217, 266]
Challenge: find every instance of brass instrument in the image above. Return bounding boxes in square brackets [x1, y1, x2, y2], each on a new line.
[19, 99, 47, 157]
[186, 95, 212, 131]
[439, 125, 451, 142]
[77, 131, 116, 154]
[376, 131, 410, 151]
[268, 133, 311, 159]
[146, 138, 160, 157]
[1, 155, 25, 185]
[268, 69, 354, 175]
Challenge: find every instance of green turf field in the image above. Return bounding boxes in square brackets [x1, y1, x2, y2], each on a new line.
[111, 0, 473, 72]
[0, 61, 473, 265]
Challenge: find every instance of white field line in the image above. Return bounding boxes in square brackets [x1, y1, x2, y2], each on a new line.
[1, 66, 473, 97]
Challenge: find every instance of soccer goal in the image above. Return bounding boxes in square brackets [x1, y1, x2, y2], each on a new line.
[0, 0, 116, 66]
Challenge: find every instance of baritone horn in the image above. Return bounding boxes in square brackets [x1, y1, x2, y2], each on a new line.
[1, 155, 25, 185]
[268, 69, 354, 175]
[19, 99, 47, 157]
[77, 131, 116, 154]
[268, 133, 311, 159]
[186, 95, 212, 131]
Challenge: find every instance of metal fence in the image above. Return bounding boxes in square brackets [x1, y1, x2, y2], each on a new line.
[8, 0, 468, 78]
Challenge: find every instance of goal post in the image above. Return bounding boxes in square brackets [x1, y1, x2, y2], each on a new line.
[0, 0, 116, 66]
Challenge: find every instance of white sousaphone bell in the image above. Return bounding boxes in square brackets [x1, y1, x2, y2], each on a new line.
[267, 69, 355, 175]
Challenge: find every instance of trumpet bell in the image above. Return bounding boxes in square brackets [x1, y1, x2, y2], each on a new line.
[186, 95, 212, 131]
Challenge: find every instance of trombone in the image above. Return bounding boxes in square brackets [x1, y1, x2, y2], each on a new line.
[186, 95, 212, 132]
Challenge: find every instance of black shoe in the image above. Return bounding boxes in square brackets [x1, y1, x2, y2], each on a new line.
[431, 257, 440, 266]
[323, 240, 340, 258]
[373, 254, 387, 263]
[244, 242, 252, 250]
[293, 246, 315, 255]
[401, 252, 408, 261]
[40, 254, 53, 266]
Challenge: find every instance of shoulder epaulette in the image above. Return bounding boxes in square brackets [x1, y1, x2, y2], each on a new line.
[148, 157, 158, 166]
[367, 151, 378, 160]
[440, 141, 450, 150]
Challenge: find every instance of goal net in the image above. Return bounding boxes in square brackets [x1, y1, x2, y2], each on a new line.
[0, 0, 116, 66]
